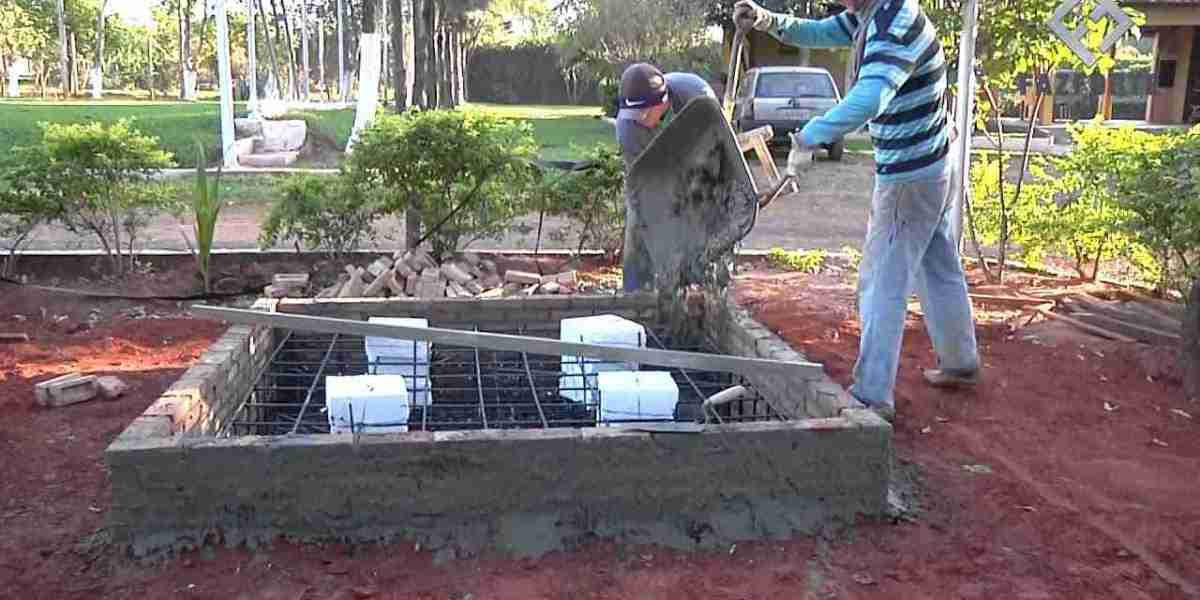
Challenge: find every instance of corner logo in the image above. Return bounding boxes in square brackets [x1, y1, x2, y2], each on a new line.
[1049, 0, 1134, 66]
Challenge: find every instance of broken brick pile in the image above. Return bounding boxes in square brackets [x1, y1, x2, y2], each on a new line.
[264, 250, 581, 300]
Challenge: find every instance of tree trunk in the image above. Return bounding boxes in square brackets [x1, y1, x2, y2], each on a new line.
[337, 0, 347, 101]
[428, 1, 443, 108]
[178, 0, 187, 98]
[391, 0, 407, 111]
[269, 0, 296, 99]
[318, 7, 326, 98]
[69, 32, 79, 95]
[300, 3, 310, 100]
[56, 0, 69, 96]
[411, 0, 426, 108]
[457, 30, 466, 103]
[255, 0, 283, 101]
[1185, 277, 1200, 401]
[91, 1, 108, 99]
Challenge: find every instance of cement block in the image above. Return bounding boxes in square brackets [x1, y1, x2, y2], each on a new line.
[257, 119, 307, 152]
[34, 374, 99, 407]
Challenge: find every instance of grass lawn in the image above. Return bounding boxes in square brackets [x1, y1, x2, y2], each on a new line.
[0, 100, 354, 168]
[466, 103, 615, 160]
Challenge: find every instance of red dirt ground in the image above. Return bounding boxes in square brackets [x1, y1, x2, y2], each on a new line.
[1, 265, 1197, 600]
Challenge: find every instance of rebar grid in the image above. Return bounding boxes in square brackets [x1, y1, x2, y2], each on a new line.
[225, 320, 776, 437]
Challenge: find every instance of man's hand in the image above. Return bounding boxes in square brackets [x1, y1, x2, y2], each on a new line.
[733, 0, 774, 32]
[786, 132, 818, 176]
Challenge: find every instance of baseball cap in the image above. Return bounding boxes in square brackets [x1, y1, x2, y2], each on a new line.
[619, 63, 668, 111]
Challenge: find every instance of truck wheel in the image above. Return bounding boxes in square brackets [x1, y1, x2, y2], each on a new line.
[828, 140, 845, 162]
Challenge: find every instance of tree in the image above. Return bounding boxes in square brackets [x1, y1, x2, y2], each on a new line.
[0, 120, 174, 276]
[0, 0, 51, 96]
[344, 110, 537, 258]
[558, 0, 712, 82]
[925, 0, 1146, 281]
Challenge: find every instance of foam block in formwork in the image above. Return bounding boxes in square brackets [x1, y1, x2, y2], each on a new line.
[559, 314, 646, 403]
[596, 370, 679, 423]
[366, 317, 431, 407]
[325, 375, 410, 433]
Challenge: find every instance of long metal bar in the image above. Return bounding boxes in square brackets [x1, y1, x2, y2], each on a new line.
[519, 325, 550, 428]
[191, 306, 824, 380]
[291, 334, 339, 434]
[473, 327, 489, 429]
[223, 329, 294, 435]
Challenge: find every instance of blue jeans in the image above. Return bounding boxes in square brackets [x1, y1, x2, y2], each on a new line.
[850, 172, 979, 408]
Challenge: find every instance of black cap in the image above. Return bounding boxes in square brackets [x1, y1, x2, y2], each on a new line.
[619, 63, 668, 110]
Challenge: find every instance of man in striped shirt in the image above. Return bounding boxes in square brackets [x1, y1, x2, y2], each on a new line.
[735, 0, 980, 422]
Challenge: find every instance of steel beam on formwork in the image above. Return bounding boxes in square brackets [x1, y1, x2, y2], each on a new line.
[190, 305, 825, 381]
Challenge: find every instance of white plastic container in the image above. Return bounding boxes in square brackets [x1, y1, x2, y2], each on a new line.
[559, 314, 646, 403]
[325, 374, 410, 433]
[596, 371, 679, 423]
[366, 317, 431, 407]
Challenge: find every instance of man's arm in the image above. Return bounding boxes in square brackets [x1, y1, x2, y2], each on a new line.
[767, 12, 859, 49]
[798, 77, 895, 146]
[799, 16, 930, 146]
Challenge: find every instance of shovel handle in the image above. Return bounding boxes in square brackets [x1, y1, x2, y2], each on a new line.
[723, 29, 747, 123]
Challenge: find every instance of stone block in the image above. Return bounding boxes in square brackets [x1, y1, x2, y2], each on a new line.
[504, 270, 541, 285]
[34, 373, 98, 407]
[239, 151, 299, 168]
[257, 119, 307, 153]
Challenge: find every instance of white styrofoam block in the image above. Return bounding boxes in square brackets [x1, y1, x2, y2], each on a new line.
[366, 318, 432, 407]
[325, 375, 410, 433]
[559, 315, 646, 403]
[596, 370, 679, 423]
[366, 317, 431, 358]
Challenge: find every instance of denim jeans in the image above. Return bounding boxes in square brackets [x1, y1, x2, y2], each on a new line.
[850, 172, 979, 408]
[622, 186, 655, 292]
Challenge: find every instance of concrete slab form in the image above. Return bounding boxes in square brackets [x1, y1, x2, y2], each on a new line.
[106, 293, 891, 558]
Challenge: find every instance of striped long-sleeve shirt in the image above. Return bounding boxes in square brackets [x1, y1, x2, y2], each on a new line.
[767, 0, 950, 184]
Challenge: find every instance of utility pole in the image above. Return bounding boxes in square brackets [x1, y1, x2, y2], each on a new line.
[247, 0, 260, 116]
[215, 0, 238, 167]
[951, 0, 979, 246]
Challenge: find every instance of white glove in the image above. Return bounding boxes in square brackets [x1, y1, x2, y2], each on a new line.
[733, 0, 774, 32]
[786, 132, 816, 176]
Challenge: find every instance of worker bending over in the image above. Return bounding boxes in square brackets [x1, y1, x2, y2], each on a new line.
[734, 0, 979, 422]
[614, 64, 718, 292]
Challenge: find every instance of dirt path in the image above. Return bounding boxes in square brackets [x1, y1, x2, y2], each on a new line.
[1, 264, 1196, 599]
[14, 156, 878, 254]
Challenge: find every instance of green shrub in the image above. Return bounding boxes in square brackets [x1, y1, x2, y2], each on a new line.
[1113, 125, 1200, 295]
[344, 110, 539, 260]
[0, 120, 173, 275]
[540, 144, 626, 258]
[1038, 125, 1154, 281]
[767, 247, 827, 273]
[260, 174, 381, 258]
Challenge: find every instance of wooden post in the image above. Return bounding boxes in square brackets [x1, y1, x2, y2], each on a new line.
[1185, 278, 1200, 401]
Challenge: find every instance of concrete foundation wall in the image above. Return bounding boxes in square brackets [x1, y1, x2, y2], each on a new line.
[106, 293, 890, 557]
[108, 415, 890, 557]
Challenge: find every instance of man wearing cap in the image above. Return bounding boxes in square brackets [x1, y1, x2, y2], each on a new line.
[732, 0, 980, 423]
[614, 63, 718, 291]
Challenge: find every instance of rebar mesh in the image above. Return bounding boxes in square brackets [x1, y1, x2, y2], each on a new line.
[224, 320, 777, 437]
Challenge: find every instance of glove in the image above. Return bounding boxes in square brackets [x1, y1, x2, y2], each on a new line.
[733, 0, 774, 32]
[786, 132, 817, 176]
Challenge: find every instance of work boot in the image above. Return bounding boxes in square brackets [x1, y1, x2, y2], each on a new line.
[923, 368, 980, 389]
